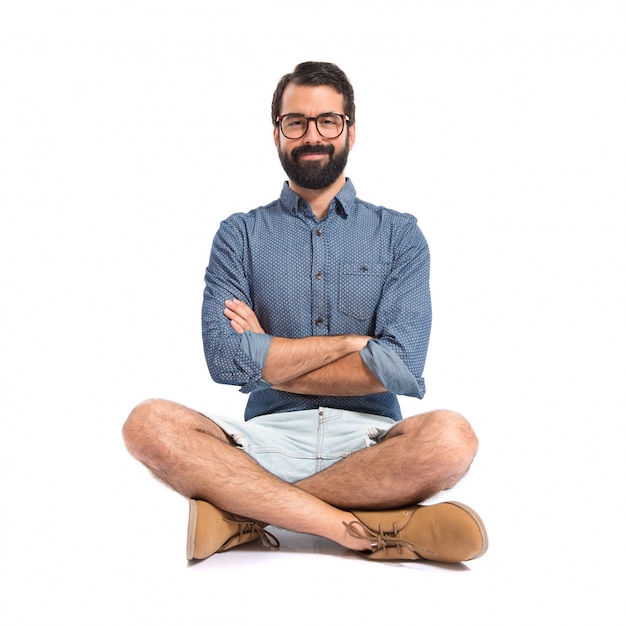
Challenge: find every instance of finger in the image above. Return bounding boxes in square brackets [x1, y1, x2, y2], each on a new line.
[229, 319, 244, 334]
[223, 307, 238, 320]
[224, 298, 265, 334]
[225, 300, 255, 322]
[225, 298, 247, 309]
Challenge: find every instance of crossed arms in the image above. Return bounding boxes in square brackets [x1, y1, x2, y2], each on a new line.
[224, 298, 386, 396]
[202, 209, 431, 401]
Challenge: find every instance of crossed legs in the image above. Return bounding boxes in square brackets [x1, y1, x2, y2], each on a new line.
[122, 399, 478, 553]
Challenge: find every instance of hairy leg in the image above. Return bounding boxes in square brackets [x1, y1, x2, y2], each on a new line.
[122, 399, 372, 551]
[295, 410, 478, 509]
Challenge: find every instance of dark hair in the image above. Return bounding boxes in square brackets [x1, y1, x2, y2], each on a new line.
[271, 61, 355, 127]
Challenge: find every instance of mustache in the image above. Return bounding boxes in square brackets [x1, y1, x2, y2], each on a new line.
[291, 144, 334, 158]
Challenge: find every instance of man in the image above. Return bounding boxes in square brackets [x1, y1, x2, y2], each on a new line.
[123, 61, 488, 563]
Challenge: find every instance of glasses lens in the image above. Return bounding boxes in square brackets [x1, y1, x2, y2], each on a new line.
[280, 115, 308, 139]
[316, 114, 344, 139]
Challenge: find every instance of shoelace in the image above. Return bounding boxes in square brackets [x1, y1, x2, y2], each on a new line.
[344, 520, 436, 558]
[228, 515, 281, 550]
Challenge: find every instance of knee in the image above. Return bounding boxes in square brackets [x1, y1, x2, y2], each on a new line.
[433, 409, 479, 468]
[122, 398, 172, 459]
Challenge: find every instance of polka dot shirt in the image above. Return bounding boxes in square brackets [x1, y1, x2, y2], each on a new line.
[202, 179, 431, 421]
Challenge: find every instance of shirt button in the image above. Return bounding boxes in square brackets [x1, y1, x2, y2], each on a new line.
[315, 317, 324, 326]
[316, 229, 323, 236]
[315, 271, 323, 279]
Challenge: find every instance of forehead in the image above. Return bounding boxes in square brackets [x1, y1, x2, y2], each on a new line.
[280, 83, 345, 115]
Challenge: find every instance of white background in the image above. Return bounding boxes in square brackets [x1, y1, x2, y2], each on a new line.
[1, 1, 625, 624]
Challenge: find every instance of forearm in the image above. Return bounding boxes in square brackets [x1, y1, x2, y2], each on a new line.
[272, 352, 387, 396]
[262, 334, 369, 385]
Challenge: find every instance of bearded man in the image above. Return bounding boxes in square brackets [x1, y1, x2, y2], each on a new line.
[123, 61, 488, 563]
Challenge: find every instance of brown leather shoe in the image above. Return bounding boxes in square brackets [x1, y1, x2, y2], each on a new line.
[186, 499, 279, 560]
[347, 501, 488, 563]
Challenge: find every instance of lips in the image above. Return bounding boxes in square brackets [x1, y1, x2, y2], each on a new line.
[292, 145, 334, 159]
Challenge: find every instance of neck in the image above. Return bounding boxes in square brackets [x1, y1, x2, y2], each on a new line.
[290, 175, 346, 220]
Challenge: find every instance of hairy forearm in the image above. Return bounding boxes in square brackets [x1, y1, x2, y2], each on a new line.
[262, 334, 369, 385]
[272, 352, 387, 396]
[223, 299, 380, 393]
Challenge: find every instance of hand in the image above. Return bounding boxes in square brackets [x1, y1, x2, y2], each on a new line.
[224, 299, 265, 335]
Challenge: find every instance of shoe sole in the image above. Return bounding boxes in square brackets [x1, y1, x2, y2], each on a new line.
[447, 501, 489, 560]
[186, 499, 198, 560]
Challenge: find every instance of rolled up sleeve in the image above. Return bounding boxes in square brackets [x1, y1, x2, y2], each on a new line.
[360, 340, 423, 396]
[363, 216, 431, 398]
[201, 217, 268, 392]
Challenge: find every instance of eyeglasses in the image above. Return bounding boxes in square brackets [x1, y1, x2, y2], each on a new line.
[276, 112, 350, 140]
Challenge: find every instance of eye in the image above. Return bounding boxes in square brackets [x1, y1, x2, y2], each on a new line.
[319, 114, 341, 128]
[285, 116, 306, 129]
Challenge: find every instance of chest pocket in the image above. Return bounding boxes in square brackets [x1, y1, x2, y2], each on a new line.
[339, 263, 390, 320]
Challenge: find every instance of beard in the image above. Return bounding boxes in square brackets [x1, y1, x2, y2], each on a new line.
[278, 136, 350, 190]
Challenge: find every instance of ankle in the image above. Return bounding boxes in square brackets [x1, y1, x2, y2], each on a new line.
[339, 514, 373, 552]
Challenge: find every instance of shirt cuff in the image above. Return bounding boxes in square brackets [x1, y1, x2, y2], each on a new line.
[239, 331, 273, 393]
[360, 340, 422, 397]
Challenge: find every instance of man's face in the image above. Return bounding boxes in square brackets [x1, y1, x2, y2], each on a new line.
[274, 84, 355, 190]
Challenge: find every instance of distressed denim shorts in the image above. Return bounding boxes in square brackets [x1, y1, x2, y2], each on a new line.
[207, 407, 397, 484]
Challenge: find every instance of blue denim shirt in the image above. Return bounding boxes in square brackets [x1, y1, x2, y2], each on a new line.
[201, 179, 432, 421]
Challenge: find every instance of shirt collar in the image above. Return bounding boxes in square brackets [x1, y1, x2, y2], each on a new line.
[279, 178, 356, 219]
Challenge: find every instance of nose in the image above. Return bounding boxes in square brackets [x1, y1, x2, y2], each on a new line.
[301, 118, 324, 143]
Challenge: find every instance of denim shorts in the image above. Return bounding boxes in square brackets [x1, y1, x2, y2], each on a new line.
[208, 407, 397, 483]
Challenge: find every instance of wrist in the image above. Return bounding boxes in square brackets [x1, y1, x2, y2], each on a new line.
[343, 334, 371, 353]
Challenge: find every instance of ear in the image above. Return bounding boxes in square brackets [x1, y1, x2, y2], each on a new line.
[348, 123, 356, 150]
[273, 126, 280, 149]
